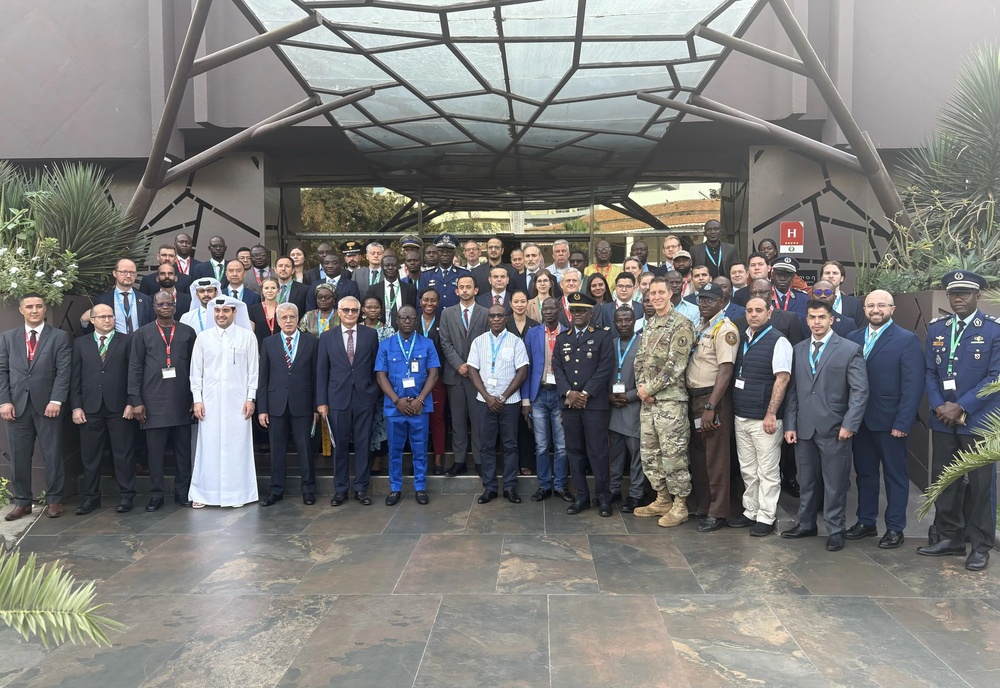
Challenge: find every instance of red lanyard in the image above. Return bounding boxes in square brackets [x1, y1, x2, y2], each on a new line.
[681, 275, 691, 295]
[562, 298, 571, 322]
[177, 258, 189, 275]
[156, 323, 176, 367]
[264, 304, 277, 334]
[25, 331, 38, 363]
[772, 287, 792, 311]
[546, 326, 559, 354]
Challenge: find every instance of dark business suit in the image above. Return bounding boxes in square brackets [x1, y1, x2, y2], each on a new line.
[221, 284, 261, 307]
[317, 324, 381, 494]
[736, 309, 803, 346]
[258, 332, 319, 497]
[784, 332, 869, 535]
[476, 291, 515, 315]
[243, 266, 274, 294]
[600, 300, 643, 325]
[70, 332, 136, 499]
[439, 302, 489, 469]
[689, 241, 739, 279]
[0, 324, 73, 506]
[91, 288, 155, 334]
[351, 266, 381, 291]
[140, 271, 190, 295]
[847, 322, 923, 532]
[838, 293, 866, 327]
[306, 276, 360, 311]
[608, 333, 646, 500]
[471, 261, 519, 294]
[276, 281, 308, 316]
[366, 280, 417, 328]
[190, 259, 229, 281]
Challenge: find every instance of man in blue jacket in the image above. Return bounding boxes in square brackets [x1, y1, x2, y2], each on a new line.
[845, 290, 923, 549]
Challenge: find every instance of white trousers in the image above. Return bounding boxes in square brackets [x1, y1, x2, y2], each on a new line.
[734, 416, 783, 525]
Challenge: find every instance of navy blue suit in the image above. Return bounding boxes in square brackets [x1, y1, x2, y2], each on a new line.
[258, 332, 318, 497]
[723, 301, 745, 322]
[222, 285, 261, 307]
[90, 289, 155, 334]
[772, 288, 808, 319]
[419, 266, 470, 312]
[190, 259, 228, 281]
[316, 324, 381, 494]
[600, 300, 643, 325]
[140, 271, 191, 296]
[305, 276, 360, 311]
[847, 321, 923, 532]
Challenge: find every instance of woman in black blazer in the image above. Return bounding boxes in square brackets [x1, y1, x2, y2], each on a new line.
[418, 287, 448, 474]
[248, 276, 282, 348]
[505, 290, 539, 475]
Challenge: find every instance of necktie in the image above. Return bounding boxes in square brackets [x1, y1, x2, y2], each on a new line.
[389, 283, 396, 305]
[371, 270, 379, 286]
[215, 262, 222, 280]
[234, 289, 241, 301]
[285, 336, 293, 369]
[28, 330, 37, 363]
[280, 284, 288, 303]
[811, 340, 823, 371]
[494, 294, 501, 305]
[99, 335, 107, 362]
[122, 292, 133, 334]
[347, 329, 355, 365]
[957, 320, 966, 335]
[462, 308, 470, 335]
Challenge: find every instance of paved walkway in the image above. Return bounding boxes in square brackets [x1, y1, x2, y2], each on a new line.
[2, 480, 998, 688]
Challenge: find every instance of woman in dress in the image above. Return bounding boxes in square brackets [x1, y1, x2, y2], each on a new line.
[418, 287, 447, 474]
[526, 268, 559, 322]
[299, 283, 339, 337]
[505, 289, 539, 476]
[289, 246, 309, 283]
[248, 276, 282, 348]
[363, 295, 395, 474]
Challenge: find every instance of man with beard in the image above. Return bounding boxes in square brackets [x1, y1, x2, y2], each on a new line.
[140, 244, 191, 295]
[152, 262, 191, 318]
[181, 277, 221, 334]
[808, 280, 857, 337]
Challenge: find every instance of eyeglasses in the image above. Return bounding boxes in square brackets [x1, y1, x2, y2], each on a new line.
[339, 308, 360, 314]
[864, 303, 893, 310]
[487, 313, 507, 319]
[396, 315, 417, 321]
[91, 314, 115, 319]
[115, 270, 136, 276]
[153, 302, 175, 308]
[812, 289, 834, 297]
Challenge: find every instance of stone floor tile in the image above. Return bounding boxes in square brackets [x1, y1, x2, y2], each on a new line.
[394, 534, 503, 594]
[465, 499, 545, 534]
[497, 534, 598, 594]
[292, 534, 419, 595]
[383, 494, 474, 534]
[16, 534, 174, 583]
[590, 535, 702, 595]
[98, 534, 245, 596]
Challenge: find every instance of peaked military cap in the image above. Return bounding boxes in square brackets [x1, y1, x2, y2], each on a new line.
[942, 270, 987, 291]
[400, 234, 422, 249]
[434, 232, 458, 249]
[770, 255, 799, 273]
[339, 240, 362, 255]
[566, 292, 596, 309]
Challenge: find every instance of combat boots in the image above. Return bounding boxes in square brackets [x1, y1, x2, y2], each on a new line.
[658, 500, 688, 528]
[633, 491, 672, 517]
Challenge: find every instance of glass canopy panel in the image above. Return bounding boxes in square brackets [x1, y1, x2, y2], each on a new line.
[578, 40, 692, 65]
[583, 0, 715, 36]
[454, 43, 507, 90]
[281, 46, 388, 87]
[293, 26, 352, 49]
[353, 126, 431, 149]
[446, 7, 500, 38]
[501, 0, 579, 38]
[438, 94, 511, 120]
[707, 0, 757, 34]
[454, 120, 517, 149]
[558, 65, 673, 100]
[341, 30, 435, 51]
[244, 0, 308, 23]
[332, 87, 439, 122]
[505, 42, 575, 101]
[378, 45, 486, 97]
[674, 61, 713, 88]
[317, 7, 441, 38]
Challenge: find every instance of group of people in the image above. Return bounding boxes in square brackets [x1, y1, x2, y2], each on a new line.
[1, 224, 996, 572]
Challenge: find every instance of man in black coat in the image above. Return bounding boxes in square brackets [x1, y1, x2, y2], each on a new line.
[190, 235, 229, 281]
[366, 254, 417, 328]
[140, 244, 191, 295]
[70, 304, 137, 514]
[82, 258, 155, 334]
[273, 255, 308, 314]
[258, 303, 320, 506]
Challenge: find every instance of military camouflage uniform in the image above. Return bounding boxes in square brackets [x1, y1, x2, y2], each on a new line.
[635, 308, 694, 497]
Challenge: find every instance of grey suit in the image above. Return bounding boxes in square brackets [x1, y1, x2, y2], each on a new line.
[243, 266, 274, 294]
[0, 324, 73, 506]
[784, 332, 869, 535]
[351, 266, 382, 291]
[608, 334, 646, 500]
[438, 302, 488, 468]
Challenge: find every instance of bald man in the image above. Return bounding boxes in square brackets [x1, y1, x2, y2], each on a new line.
[844, 291, 923, 549]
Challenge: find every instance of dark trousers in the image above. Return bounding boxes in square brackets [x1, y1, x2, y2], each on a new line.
[446, 378, 480, 468]
[330, 393, 374, 494]
[795, 432, 852, 535]
[609, 430, 646, 499]
[477, 401, 519, 492]
[562, 407, 611, 505]
[7, 403, 64, 506]
[688, 391, 733, 518]
[145, 424, 192, 500]
[428, 379, 447, 456]
[931, 430, 996, 553]
[853, 423, 910, 531]
[78, 404, 137, 499]
[268, 411, 315, 496]
[516, 411, 536, 473]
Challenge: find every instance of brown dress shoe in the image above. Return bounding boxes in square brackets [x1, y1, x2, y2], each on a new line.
[4, 505, 32, 521]
[45, 503, 64, 518]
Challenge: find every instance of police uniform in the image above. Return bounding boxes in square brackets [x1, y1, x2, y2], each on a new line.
[770, 256, 808, 319]
[552, 293, 616, 511]
[919, 271, 1000, 569]
[686, 283, 739, 524]
[375, 331, 441, 495]
[419, 232, 470, 312]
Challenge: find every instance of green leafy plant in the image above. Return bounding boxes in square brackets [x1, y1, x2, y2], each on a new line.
[0, 236, 79, 305]
[0, 477, 11, 508]
[0, 551, 125, 648]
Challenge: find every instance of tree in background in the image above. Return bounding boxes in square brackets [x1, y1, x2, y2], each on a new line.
[300, 187, 404, 235]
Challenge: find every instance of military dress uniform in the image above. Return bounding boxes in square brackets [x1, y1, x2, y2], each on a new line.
[920, 270, 1000, 569]
[552, 293, 615, 511]
[633, 307, 695, 516]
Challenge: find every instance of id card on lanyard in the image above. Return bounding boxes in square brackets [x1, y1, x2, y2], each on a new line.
[735, 325, 772, 388]
[157, 323, 176, 379]
[613, 334, 637, 393]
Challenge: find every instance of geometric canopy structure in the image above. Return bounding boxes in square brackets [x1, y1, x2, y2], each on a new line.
[237, 0, 758, 209]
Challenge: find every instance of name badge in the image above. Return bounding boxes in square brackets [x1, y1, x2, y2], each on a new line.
[545, 373, 556, 385]
[487, 378, 498, 387]
[943, 379, 957, 391]
[410, 361, 420, 373]
[161, 367, 176, 379]
[612, 383, 626, 394]
[693, 417, 702, 430]
[734, 379, 745, 389]
[402, 377, 416, 389]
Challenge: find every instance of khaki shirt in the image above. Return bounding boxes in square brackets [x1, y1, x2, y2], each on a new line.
[634, 309, 694, 402]
[686, 315, 738, 388]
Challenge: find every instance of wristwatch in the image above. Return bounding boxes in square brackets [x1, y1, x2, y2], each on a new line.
[498, 394, 507, 403]
[703, 402, 717, 411]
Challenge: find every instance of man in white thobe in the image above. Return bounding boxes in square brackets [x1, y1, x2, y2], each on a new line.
[189, 296, 259, 507]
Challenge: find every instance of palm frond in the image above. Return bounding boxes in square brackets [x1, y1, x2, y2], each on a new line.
[917, 409, 1000, 520]
[0, 551, 125, 649]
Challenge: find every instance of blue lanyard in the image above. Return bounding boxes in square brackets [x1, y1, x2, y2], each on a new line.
[705, 245, 722, 270]
[317, 311, 333, 333]
[282, 330, 299, 362]
[489, 331, 507, 372]
[833, 292, 843, 313]
[810, 337, 830, 375]
[695, 311, 726, 345]
[616, 333, 637, 380]
[114, 290, 133, 330]
[196, 308, 205, 331]
[397, 333, 415, 366]
[739, 325, 772, 377]
[863, 319, 891, 359]
[422, 316, 436, 337]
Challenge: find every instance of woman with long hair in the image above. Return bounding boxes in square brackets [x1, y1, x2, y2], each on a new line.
[362, 295, 395, 474]
[585, 272, 613, 306]
[289, 246, 309, 283]
[248, 276, 282, 348]
[526, 268, 559, 322]
[299, 282, 339, 337]
[505, 289, 540, 476]
[418, 287, 447, 474]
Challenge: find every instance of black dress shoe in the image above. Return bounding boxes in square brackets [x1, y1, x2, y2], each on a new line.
[530, 488, 552, 502]
[385, 491, 402, 506]
[302, 493, 316, 505]
[878, 530, 904, 549]
[781, 478, 801, 498]
[845, 522, 878, 540]
[75, 498, 101, 515]
[174, 495, 193, 508]
[566, 501, 591, 515]
[555, 488, 575, 503]
[728, 515, 754, 528]
[116, 497, 133, 514]
[610, 492, 623, 503]
[917, 540, 966, 557]
[146, 497, 164, 512]
[620, 497, 639, 513]
[826, 533, 845, 551]
[504, 489, 521, 504]
[781, 524, 818, 539]
[750, 522, 774, 537]
[260, 494, 283, 507]
[598, 502, 612, 517]
[355, 491, 372, 506]
[690, 510, 708, 519]
[331, 492, 347, 506]
[966, 550, 990, 571]
[415, 491, 429, 505]
[697, 516, 727, 532]
[477, 490, 498, 504]
[444, 462, 468, 477]
[432, 465, 444, 476]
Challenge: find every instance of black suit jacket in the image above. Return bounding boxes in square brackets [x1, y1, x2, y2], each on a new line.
[70, 332, 131, 414]
[139, 271, 191, 295]
[307, 276, 361, 311]
[258, 332, 319, 417]
[221, 284, 262, 307]
[471, 262, 519, 293]
[91, 288, 155, 333]
[366, 280, 417, 328]
[190, 259, 228, 281]
[688, 241, 740, 279]
[475, 291, 515, 315]
[734, 309, 803, 346]
[0, 324, 73, 417]
[277, 281, 308, 316]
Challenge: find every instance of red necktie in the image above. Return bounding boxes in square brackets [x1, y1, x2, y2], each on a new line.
[347, 329, 355, 364]
[463, 308, 470, 335]
[285, 336, 293, 369]
[27, 330, 37, 363]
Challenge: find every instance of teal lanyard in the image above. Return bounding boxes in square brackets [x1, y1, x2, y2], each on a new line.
[616, 334, 637, 381]
[810, 337, 830, 375]
[863, 319, 891, 359]
[317, 311, 333, 333]
[738, 325, 772, 377]
[282, 330, 299, 362]
[489, 331, 507, 373]
[397, 333, 415, 367]
[947, 317, 966, 376]
[422, 316, 436, 337]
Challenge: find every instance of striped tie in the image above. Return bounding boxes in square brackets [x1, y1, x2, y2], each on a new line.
[99, 336, 107, 363]
[285, 336, 293, 369]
